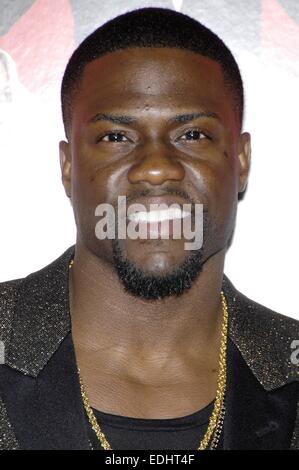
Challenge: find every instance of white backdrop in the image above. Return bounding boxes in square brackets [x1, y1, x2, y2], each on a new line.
[0, 0, 298, 319]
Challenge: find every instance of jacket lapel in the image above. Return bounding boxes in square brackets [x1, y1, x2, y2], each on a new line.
[221, 276, 298, 449]
[0, 333, 90, 449]
[6, 245, 74, 376]
[0, 245, 91, 449]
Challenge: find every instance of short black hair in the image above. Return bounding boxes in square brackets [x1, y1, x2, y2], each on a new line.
[61, 7, 244, 138]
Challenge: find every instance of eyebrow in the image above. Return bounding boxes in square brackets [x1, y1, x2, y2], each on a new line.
[90, 113, 136, 124]
[89, 111, 220, 125]
[169, 112, 220, 123]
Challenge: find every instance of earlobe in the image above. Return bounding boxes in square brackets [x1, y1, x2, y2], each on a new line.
[237, 132, 251, 194]
[59, 140, 72, 199]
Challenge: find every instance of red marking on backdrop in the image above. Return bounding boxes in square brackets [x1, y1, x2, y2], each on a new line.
[0, 0, 75, 93]
[261, 0, 299, 60]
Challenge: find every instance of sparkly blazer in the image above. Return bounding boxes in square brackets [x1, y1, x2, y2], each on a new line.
[0, 245, 298, 450]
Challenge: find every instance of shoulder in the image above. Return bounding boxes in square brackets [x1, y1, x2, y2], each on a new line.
[223, 275, 299, 390]
[0, 277, 24, 309]
[0, 277, 23, 345]
[231, 284, 299, 338]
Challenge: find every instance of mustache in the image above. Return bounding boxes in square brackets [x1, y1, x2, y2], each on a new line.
[110, 188, 208, 236]
[111, 187, 206, 210]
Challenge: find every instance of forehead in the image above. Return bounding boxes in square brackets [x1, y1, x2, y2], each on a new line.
[73, 47, 233, 123]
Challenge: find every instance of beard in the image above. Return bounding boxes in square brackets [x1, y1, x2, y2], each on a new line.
[111, 238, 205, 301]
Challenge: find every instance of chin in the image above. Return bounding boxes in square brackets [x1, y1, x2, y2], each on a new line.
[111, 238, 205, 300]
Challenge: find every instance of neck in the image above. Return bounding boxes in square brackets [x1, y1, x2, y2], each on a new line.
[69, 241, 226, 372]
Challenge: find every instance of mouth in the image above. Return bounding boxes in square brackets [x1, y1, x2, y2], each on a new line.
[126, 197, 193, 239]
[128, 207, 191, 223]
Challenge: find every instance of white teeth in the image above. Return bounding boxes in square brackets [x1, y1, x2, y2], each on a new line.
[128, 208, 191, 223]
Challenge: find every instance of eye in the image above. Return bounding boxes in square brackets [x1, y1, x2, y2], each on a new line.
[177, 129, 210, 142]
[97, 132, 129, 143]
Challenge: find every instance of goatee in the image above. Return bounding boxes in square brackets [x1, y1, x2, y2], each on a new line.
[112, 239, 205, 300]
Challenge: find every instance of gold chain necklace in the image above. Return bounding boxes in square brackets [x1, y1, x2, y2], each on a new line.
[69, 258, 228, 450]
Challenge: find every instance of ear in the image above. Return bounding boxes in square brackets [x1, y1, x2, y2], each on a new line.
[237, 132, 251, 194]
[59, 140, 72, 199]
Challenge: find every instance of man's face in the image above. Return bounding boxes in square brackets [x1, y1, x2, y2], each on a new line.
[61, 47, 250, 299]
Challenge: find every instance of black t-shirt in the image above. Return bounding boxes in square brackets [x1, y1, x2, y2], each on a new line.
[86, 400, 224, 450]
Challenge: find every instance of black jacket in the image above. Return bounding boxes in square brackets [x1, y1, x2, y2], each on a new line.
[0, 245, 298, 450]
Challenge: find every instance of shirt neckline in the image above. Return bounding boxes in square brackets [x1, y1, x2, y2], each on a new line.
[91, 399, 215, 431]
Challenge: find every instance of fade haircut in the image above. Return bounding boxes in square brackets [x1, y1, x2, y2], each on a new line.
[61, 7, 244, 138]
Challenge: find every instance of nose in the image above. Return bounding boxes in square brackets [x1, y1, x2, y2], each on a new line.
[127, 142, 185, 185]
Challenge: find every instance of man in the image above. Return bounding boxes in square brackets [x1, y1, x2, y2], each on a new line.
[0, 7, 298, 450]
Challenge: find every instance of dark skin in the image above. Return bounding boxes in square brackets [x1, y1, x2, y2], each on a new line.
[60, 47, 251, 419]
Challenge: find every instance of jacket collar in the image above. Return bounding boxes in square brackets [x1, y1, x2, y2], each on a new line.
[5, 245, 299, 390]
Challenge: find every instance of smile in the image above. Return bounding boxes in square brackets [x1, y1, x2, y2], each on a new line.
[128, 207, 191, 223]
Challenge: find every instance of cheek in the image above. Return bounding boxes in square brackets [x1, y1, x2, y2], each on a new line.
[214, 170, 238, 217]
[192, 151, 238, 203]
[209, 169, 239, 246]
[71, 145, 107, 204]
[191, 157, 239, 241]
[70, 157, 106, 235]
